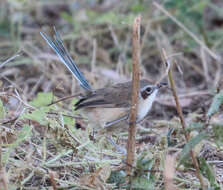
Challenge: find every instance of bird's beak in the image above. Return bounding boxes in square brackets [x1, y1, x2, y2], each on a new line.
[156, 82, 168, 89]
[156, 82, 172, 91]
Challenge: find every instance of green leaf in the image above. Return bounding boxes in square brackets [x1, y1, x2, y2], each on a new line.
[179, 132, 207, 164]
[63, 115, 75, 126]
[187, 122, 204, 131]
[212, 124, 223, 146]
[0, 99, 5, 119]
[30, 92, 53, 107]
[207, 91, 223, 116]
[60, 12, 74, 24]
[94, 12, 120, 24]
[86, 10, 135, 25]
[199, 157, 220, 189]
[107, 170, 126, 188]
[130, 3, 146, 13]
[22, 107, 50, 125]
[16, 124, 32, 143]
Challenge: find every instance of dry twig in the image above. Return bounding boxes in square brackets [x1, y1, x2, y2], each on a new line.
[126, 16, 141, 179]
[0, 51, 22, 68]
[161, 49, 205, 189]
[164, 155, 176, 190]
[47, 93, 81, 106]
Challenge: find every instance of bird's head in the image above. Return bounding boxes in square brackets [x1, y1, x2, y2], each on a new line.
[140, 82, 168, 100]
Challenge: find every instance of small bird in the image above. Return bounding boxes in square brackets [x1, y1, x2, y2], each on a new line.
[40, 28, 167, 129]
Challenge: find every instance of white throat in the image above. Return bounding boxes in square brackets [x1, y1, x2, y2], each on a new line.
[137, 89, 158, 121]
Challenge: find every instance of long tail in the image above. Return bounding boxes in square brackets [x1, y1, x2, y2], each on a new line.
[40, 27, 92, 92]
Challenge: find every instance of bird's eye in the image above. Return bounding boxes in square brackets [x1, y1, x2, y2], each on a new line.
[146, 87, 152, 93]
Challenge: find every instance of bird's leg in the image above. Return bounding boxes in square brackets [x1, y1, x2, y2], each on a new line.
[126, 116, 144, 125]
[103, 114, 129, 128]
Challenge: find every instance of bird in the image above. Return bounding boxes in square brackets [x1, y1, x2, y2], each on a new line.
[40, 28, 167, 129]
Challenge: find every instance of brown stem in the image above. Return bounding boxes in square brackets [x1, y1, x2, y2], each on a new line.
[162, 49, 205, 189]
[0, 137, 8, 190]
[164, 155, 176, 190]
[126, 16, 141, 179]
[49, 171, 57, 190]
[47, 93, 81, 106]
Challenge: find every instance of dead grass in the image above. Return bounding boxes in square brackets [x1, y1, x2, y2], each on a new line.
[0, 0, 223, 189]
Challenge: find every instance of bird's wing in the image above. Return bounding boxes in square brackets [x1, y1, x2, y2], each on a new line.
[74, 79, 151, 110]
[75, 82, 132, 109]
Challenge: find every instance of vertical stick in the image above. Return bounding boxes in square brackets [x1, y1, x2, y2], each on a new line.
[126, 16, 141, 177]
[164, 155, 176, 190]
[162, 49, 205, 189]
[0, 137, 8, 190]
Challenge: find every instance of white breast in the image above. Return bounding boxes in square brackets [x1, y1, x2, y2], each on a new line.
[137, 89, 158, 121]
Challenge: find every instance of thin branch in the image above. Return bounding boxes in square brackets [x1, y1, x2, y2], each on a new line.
[156, 56, 170, 84]
[47, 93, 81, 106]
[161, 49, 205, 189]
[126, 16, 141, 178]
[0, 51, 22, 68]
[0, 92, 34, 109]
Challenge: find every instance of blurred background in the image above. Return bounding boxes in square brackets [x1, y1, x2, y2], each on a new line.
[0, 0, 223, 189]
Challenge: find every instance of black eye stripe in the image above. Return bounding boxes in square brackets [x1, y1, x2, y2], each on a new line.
[140, 86, 155, 99]
[146, 87, 153, 93]
[141, 87, 153, 99]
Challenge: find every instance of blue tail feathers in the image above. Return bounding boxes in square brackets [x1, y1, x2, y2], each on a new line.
[40, 27, 92, 92]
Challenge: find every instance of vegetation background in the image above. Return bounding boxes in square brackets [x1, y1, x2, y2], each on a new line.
[0, 0, 223, 189]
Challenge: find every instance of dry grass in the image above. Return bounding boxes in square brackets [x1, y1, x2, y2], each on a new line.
[0, 0, 223, 189]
